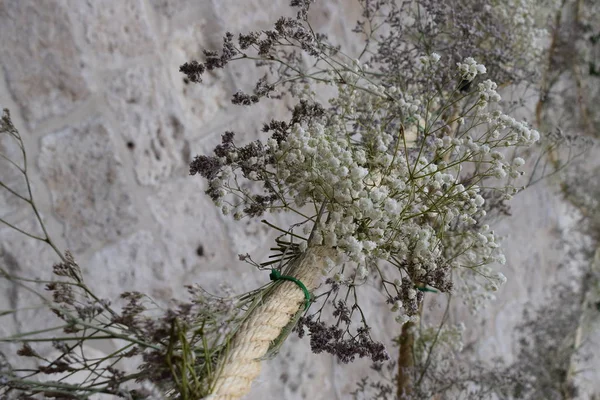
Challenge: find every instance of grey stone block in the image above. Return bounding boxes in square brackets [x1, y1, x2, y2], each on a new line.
[69, 0, 156, 66]
[38, 118, 138, 253]
[0, 0, 91, 130]
[0, 129, 28, 218]
[105, 64, 192, 186]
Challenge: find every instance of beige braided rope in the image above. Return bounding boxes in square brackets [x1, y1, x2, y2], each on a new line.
[209, 246, 333, 400]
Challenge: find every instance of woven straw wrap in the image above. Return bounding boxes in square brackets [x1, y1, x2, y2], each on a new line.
[209, 246, 333, 400]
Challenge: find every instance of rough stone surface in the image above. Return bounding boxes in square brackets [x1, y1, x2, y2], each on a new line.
[38, 119, 138, 253]
[0, 0, 91, 130]
[68, 0, 156, 67]
[0, 130, 28, 219]
[105, 64, 192, 186]
[146, 176, 237, 282]
[85, 230, 169, 300]
[212, 0, 294, 31]
[165, 23, 232, 130]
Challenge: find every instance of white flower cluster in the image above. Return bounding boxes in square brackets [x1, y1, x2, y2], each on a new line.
[457, 57, 487, 81]
[205, 58, 539, 318]
[415, 322, 466, 365]
[476, 79, 501, 108]
[263, 61, 533, 276]
[456, 264, 509, 312]
[417, 52, 442, 69]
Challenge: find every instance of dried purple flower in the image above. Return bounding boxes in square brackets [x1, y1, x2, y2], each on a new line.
[294, 316, 389, 363]
[179, 61, 205, 83]
[189, 155, 222, 179]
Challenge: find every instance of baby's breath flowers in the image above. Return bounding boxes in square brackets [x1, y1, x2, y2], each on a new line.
[457, 57, 487, 81]
[181, 0, 592, 396]
[191, 53, 539, 326]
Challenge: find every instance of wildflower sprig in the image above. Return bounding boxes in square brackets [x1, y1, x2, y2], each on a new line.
[0, 110, 267, 400]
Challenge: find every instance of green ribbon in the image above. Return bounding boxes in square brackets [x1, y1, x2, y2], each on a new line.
[269, 269, 311, 310]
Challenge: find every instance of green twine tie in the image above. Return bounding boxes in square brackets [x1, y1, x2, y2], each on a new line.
[269, 269, 311, 310]
[416, 285, 438, 293]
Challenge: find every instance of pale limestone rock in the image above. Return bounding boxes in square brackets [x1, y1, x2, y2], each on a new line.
[0, 0, 90, 130]
[68, 0, 156, 67]
[212, 0, 294, 31]
[38, 119, 138, 252]
[105, 64, 192, 186]
[0, 129, 28, 218]
[254, 334, 335, 399]
[307, 0, 365, 58]
[165, 23, 231, 130]
[85, 230, 169, 301]
[146, 177, 236, 284]
[148, 0, 202, 19]
[148, 0, 184, 18]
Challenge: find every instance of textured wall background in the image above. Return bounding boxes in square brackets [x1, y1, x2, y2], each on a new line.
[0, 0, 598, 398]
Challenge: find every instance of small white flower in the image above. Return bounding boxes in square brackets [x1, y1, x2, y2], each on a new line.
[476, 233, 488, 244]
[298, 241, 308, 252]
[357, 265, 368, 279]
[457, 57, 486, 81]
[363, 240, 377, 252]
[490, 151, 504, 160]
[494, 271, 507, 286]
[418, 55, 429, 67]
[473, 195, 485, 207]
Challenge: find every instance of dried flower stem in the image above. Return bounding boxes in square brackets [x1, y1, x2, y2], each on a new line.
[562, 247, 600, 399]
[570, 0, 594, 137]
[536, 0, 567, 130]
[0, 110, 67, 264]
[396, 320, 416, 399]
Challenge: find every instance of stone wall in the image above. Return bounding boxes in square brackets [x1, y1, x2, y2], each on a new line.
[0, 0, 598, 398]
